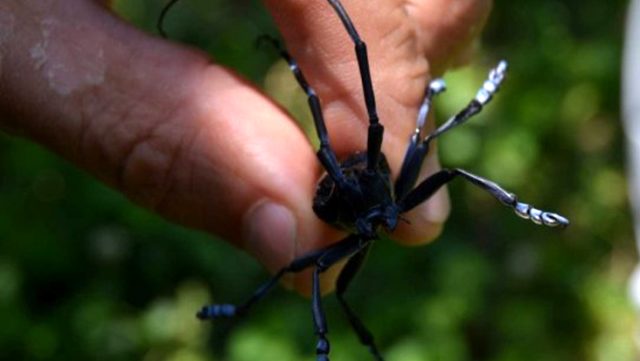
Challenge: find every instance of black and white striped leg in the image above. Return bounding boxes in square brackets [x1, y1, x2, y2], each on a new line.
[398, 168, 569, 228]
[258, 36, 346, 186]
[395, 61, 507, 200]
[326, 0, 383, 171]
[335, 245, 384, 361]
[424, 61, 508, 143]
[395, 79, 447, 199]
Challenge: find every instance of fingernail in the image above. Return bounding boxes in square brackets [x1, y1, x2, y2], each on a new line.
[243, 200, 297, 274]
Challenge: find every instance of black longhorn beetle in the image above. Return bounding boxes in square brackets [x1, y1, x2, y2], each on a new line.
[158, 1, 570, 360]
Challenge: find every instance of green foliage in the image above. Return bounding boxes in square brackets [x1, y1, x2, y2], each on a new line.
[0, 0, 635, 360]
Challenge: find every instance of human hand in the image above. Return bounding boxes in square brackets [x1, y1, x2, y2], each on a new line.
[0, 0, 491, 293]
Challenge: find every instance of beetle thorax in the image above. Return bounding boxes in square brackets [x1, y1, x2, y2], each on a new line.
[312, 152, 398, 236]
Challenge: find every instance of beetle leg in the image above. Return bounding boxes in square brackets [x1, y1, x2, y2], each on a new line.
[196, 235, 362, 321]
[395, 79, 446, 199]
[312, 267, 331, 361]
[326, 0, 383, 171]
[196, 248, 321, 320]
[335, 244, 384, 360]
[394, 62, 508, 201]
[257, 35, 348, 187]
[397, 168, 569, 228]
[311, 236, 371, 361]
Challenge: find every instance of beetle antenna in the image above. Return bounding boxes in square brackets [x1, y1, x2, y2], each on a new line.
[423, 60, 508, 145]
[157, 0, 181, 38]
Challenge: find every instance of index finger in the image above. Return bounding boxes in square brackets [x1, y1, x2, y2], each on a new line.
[263, 0, 451, 245]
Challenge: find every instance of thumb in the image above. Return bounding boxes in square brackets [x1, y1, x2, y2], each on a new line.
[0, 0, 338, 291]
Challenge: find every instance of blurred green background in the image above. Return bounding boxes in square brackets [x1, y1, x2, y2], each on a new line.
[0, 0, 635, 360]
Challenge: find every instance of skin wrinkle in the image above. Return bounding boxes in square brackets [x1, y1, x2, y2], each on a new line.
[156, 152, 195, 226]
[176, 125, 207, 223]
[85, 90, 137, 184]
[97, 51, 200, 195]
[142, 121, 194, 213]
[115, 120, 157, 201]
[378, 22, 429, 109]
[376, 23, 427, 117]
[84, 70, 140, 170]
[164, 121, 201, 200]
[172, 135, 232, 232]
[141, 129, 188, 210]
[75, 80, 119, 170]
[137, 98, 192, 210]
[379, 7, 419, 59]
[115, 104, 179, 207]
[74, 88, 113, 168]
[103, 54, 225, 202]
